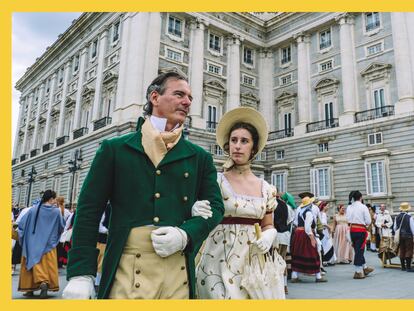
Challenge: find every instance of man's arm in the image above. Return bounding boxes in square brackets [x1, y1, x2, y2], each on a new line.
[67, 139, 114, 279]
[179, 153, 224, 253]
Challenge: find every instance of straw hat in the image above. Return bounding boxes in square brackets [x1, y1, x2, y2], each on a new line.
[399, 202, 411, 212]
[216, 107, 268, 157]
[299, 196, 316, 208]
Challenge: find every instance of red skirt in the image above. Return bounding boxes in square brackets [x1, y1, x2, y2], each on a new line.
[291, 228, 320, 274]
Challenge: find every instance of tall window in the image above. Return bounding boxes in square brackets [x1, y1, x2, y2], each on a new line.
[319, 29, 332, 50]
[373, 88, 385, 108]
[284, 112, 292, 134]
[112, 22, 120, 43]
[207, 105, 217, 130]
[91, 39, 98, 59]
[272, 171, 287, 193]
[243, 47, 254, 66]
[73, 54, 80, 73]
[365, 12, 380, 32]
[281, 46, 291, 65]
[209, 33, 222, 53]
[311, 167, 331, 199]
[168, 16, 183, 38]
[324, 102, 334, 126]
[365, 160, 387, 195]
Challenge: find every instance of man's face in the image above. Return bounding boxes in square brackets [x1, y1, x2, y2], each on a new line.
[151, 79, 192, 131]
[380, 204, 386, 212]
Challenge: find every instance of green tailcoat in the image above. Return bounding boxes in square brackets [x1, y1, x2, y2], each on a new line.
[67, 118, 224, 298]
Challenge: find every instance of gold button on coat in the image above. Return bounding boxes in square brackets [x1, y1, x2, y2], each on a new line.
[154, 193, 160, 199]
[156, 170, 161, 175]
[183, 196, 188, 202]
[184, 172, 189, 178]
[136, 253, 141, 258]
[136, 270, 140, 274]
[135, 283, 140, 288]
[153, 216, 160, 223]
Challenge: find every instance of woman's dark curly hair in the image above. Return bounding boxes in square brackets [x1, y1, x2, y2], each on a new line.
[223, 122, 259, 160]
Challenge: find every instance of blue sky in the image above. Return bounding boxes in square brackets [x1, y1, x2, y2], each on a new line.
[12, 12, 82, 147]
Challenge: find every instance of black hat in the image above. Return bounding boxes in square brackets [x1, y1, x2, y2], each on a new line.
[298, 192, 315, 199]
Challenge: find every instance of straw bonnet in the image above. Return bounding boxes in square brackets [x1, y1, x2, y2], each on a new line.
[298, 196, 316, 208]
[216, 107, 268, 156]
[399, 202, 411, 212]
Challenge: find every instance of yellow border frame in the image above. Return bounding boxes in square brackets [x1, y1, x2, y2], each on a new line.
[3, 1, 414, 310]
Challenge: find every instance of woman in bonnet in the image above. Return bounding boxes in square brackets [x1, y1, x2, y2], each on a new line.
[195, 107, 278, 299]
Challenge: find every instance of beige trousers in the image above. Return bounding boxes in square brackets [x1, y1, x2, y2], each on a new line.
[109, 226, 189, 299]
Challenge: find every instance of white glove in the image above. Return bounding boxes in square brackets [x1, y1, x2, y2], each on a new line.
[151, 226, 188, 257]
[191, 200, 212, 219]
[254, 228, 277, 254]
[346, 230, 352, 244]
[62, 275, 95, 299]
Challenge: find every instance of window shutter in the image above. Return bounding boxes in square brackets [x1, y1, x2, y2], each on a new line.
[365, 162, 372, 195]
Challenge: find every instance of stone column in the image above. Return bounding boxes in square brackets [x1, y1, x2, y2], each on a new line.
[407, 13, 414, 89]
[141, 12, 162, 108]
[258, 49, 274, 130]
[391, 12, 414, 114]
[31, 82, 45, 151]
[336, 13, 358, 126]
[188, 18, 206, 128]
[56, 60, 72, 138]
[43, 72, 58, 145]
[21, 92, 34, 155]
[294, 32, 311, 135]
[73, 45, 89, 130]
[12, 97, 26, 159]
[113, 12, 161, 124]
[90, 28, 110, 128]
[226, 34, 242, 112]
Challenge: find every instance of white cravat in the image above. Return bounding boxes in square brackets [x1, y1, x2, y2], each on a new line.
[150, 115, 179, 132]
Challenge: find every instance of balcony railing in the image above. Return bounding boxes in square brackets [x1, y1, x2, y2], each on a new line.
[206, 121, 218, 133]
[73, 127, 89, 140]
[268, 128, 294, 140]
[30, 149, 39, 158]
[355, 105, 394, 123]
[93, 116, 112, 131]
[56, 135, 69, 147]
[12, 158, 18, 166]
[306, 118, 339, 133]
[42, 143, 53, 153]
[20, 154, 28, 162]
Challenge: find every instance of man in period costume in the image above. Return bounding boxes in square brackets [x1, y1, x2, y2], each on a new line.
[375, 204, 394, 261]
[62, 72, 224, 299]
[394, 202, 414, 272]
[346, 190, 374, 279]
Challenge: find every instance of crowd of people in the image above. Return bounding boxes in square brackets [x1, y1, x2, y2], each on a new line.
[11, 71, 414, 299]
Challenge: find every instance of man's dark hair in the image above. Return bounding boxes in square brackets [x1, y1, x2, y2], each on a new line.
[143, 71, 188, 116]
[223, 122, 259, 160]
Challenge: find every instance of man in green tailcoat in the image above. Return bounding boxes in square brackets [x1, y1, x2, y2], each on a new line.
[62, 72, 224, 299]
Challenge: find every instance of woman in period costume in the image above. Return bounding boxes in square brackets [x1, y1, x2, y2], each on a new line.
[393, 202, 414, 272]
[290, 195, 327, 283]
[318, 201, 336, 266]
[196, 107, 282, 299]
[17, 190, 65, 298]
[332, 204, 353, 263]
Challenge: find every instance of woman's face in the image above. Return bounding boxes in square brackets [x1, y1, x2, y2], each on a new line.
[339, 206, 345, 214]
[229, 128, 254, 165]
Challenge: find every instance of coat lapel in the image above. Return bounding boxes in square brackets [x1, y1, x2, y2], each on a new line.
[124, 131, 146, 154]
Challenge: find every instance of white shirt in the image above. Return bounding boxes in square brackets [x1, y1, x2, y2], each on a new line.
[294, 207, 315, 235]
[346, 201, 371, 226]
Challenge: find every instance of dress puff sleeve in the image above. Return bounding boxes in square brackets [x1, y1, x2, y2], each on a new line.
[264, 181, 278, 213]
